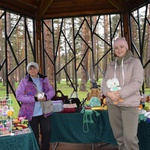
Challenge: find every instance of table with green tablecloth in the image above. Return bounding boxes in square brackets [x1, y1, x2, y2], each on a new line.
[138, 121, 150, 150]
[50, 110, 150, 150]
[0, 130, 39, 150]
[50, 111, 116, 144]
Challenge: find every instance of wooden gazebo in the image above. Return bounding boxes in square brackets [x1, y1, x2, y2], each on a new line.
[0, 2, 150, 150]
[0, 0, 149, 95]
[0, 0, 148, 57]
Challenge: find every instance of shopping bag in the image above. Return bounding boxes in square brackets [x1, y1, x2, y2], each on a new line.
[51, 90, 68, 103]
[68, 98, 81, 107]
[41, 100, 53, 114]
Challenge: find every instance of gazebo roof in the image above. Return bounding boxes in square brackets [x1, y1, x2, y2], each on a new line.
[0, 0, 147, 19]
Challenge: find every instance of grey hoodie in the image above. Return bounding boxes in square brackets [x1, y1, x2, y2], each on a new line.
[102, 52, 144, 107]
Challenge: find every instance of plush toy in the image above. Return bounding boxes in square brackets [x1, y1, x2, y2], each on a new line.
[86, 88, 101, 101]
[106, 78, 123, 104]
[93, 97, 108, 110]
[138, 109, 147, 123]
[107, 78, 121, 91]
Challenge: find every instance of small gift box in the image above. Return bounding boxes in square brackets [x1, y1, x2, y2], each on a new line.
[51, 100, 63, 112]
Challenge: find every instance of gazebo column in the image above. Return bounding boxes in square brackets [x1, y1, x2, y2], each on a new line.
[122, 11, 131, 49]
[35, 19, 43, 73]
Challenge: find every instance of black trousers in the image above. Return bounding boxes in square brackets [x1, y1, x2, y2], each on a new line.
[29, 115, 51, 150]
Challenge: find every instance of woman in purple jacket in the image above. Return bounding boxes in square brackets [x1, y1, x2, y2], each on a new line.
[102, 37, 144, 150]
[16, 62, 55, 150]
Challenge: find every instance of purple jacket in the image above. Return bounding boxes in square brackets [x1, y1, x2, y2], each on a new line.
[16, 74, 55, 121]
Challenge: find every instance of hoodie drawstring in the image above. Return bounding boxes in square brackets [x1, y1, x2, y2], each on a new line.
[114, 58, 125, 86]
[121, 58, 125, 86]
[114, 59, 117, 78]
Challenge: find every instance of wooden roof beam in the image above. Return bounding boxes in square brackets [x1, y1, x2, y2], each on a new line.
[107, 0, 126, 13]
[15, 0, 38, 9]
[37, 0, 54, 19]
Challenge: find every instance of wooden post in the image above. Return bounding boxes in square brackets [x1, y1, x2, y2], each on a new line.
[122, 11, 131, 50]
[35, 19, 43, 73]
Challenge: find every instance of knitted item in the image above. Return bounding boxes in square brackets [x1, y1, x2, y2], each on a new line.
[27, 62, 39, 72]
[81, 108, 100, 133]
[87, 88, 101, 101]
[114, 37, 128, 50]
[89, 97, 101, 107]
[117, 50, 133, 65]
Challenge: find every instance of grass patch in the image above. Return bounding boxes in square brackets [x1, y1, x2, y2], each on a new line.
[145, 88, 150, 95]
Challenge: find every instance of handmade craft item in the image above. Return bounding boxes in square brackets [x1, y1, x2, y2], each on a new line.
[106, 78, 123, 104]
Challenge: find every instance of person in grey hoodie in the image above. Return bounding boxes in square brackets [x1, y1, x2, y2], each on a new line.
[102, 37, 144, 150]
[16, 62, 55, 150]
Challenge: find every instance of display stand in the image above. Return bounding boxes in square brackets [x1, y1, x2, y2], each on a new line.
[0, 95, 13, 136]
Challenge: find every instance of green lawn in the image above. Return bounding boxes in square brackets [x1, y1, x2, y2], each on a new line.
[145, 88, 150, 95]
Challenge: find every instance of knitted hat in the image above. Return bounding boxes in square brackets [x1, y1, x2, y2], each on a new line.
[113, 37, 128, 50]
[27, 62, 39, 72]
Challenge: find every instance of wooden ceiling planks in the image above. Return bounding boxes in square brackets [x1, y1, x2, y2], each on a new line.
[0, 0, 148, 19]
[126, 0, 149, 11]
[0, 0, 38, 18]
[107, 0, 126, 12]
[37, 0, 54, 19]
[43, 0, 118, 19]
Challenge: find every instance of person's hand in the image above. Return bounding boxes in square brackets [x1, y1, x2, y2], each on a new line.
[35, 92, 46, 101]
[38, 96, 46, 101]
[114, 91, 121, 99]
[114, 91, 124, 102]
[106, 91, 120, 101]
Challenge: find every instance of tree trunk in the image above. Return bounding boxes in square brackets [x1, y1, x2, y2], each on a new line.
[7, 13, 15, 93]
[80, 19, 89, 91]
[44, 20, 55, 88]
[145, 6, 150, 88]
[103, 15, 108, 74]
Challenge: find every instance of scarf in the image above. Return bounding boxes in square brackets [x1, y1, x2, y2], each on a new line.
[117, 50, 133, 65]
[114, 50, 133, 86]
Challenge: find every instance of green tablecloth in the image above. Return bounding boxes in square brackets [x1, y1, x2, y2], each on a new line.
[0, 130, 39, 150]
[50, 111, 150, 150]
[138, 121, 150, 150]
[50, 111, 116, 144]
